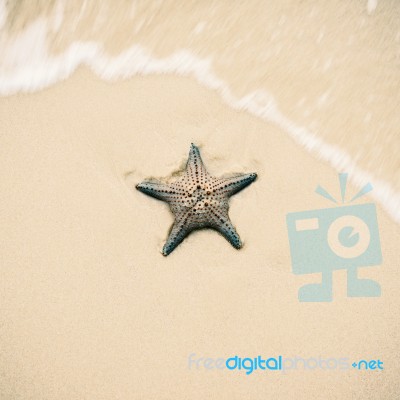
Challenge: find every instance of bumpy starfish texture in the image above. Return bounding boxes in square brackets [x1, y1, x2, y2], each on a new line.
[136, 144, 257, 256]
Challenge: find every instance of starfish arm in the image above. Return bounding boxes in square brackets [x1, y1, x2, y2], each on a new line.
[214, 173, 257, 197]
[185, 143, 208, 179]
[136, 181, 175, 202]
[162, 212, 193, 256]
[215, 218, 243, 249]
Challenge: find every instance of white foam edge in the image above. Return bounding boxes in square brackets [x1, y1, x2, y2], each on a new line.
[0, 20, 399, 225]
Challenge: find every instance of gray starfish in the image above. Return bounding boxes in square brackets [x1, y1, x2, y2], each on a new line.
[136, 144, 257, 256]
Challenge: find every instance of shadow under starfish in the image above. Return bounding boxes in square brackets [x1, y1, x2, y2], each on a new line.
[136, 144, 257, 256]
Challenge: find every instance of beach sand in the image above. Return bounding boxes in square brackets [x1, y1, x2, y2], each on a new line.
[0, 1, 399, 399]
[1, 69, 399, 399]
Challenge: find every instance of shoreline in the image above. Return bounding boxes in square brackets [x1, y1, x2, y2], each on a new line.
[1, 1, 399, 227]
[1, 1, 399, 398]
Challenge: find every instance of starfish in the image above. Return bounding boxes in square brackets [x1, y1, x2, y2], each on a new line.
[136, 144, 257, 256]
